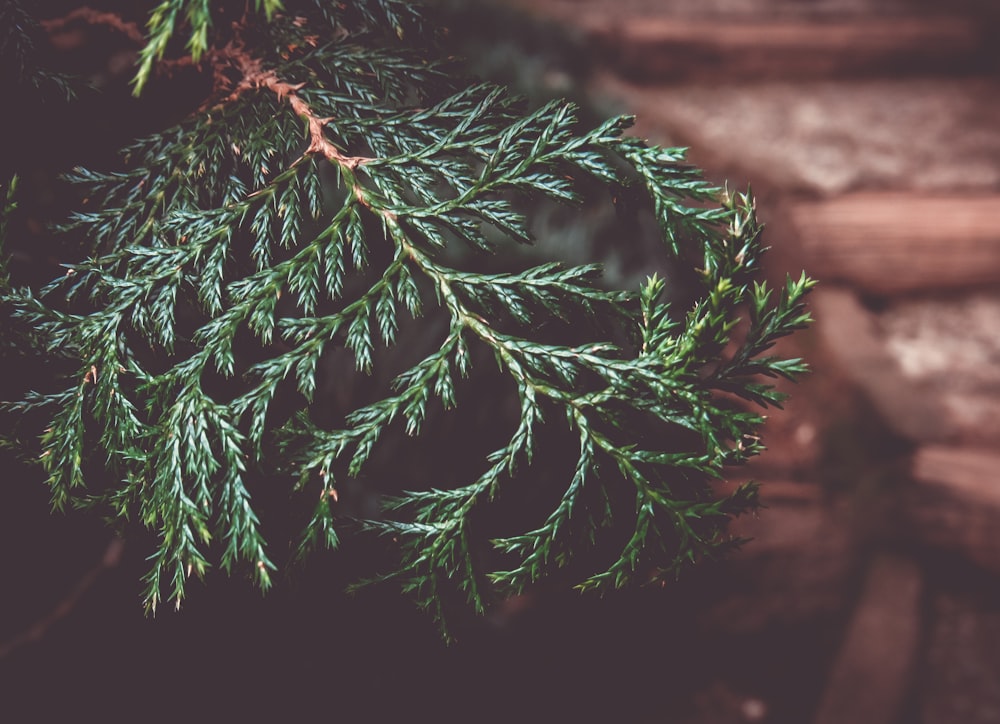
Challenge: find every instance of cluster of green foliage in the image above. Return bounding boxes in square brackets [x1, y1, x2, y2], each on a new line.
[1, 0, 813, 637]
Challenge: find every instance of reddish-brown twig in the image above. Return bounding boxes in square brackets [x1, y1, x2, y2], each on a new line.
[223, 48, 373, 170]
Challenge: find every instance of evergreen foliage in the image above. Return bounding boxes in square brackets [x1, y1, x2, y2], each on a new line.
[1, 0, 814, 637]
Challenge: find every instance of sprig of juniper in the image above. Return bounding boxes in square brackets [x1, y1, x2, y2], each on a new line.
[4, 0, 814, 635]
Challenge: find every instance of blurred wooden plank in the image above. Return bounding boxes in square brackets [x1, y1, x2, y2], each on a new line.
[906, 446, 1000, 575]
[913, 446, 1000, 508]
[812, 553, 923, 724]
[503, 2, 985, 81]
[601, 17, 981, 81]
[790, 194, 1000, 295]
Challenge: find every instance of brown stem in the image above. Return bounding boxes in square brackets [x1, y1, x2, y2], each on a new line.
[222, 47, 373, 170]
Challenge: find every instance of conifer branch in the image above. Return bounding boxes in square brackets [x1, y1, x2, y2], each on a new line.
[2, 0, 815, 638]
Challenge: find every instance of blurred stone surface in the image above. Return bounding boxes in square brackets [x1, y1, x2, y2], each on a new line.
[811, 288, 1000, 445]
[882, 294, 1000, 446]
[593, 76, 1000, 196]
[811, 288, 951, 442]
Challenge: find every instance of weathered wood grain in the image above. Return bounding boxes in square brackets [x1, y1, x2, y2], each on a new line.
[601, 17, 982, 81]
[813, 553, 923, 724]
[791, 194, 1000, 295]
[906, 446, 1000, 575]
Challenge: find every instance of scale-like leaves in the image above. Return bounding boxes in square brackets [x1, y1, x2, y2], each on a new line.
[3, 0, 814, 638]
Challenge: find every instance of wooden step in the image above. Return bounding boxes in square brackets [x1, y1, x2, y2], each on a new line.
[599, 17, 984, 81]
[905, 445, 1000, 575]
[812, 552, 923, 724]
[504, 2, 987, 81]
[790, 193, 1000, 295]
[913, 446, 1000, 508]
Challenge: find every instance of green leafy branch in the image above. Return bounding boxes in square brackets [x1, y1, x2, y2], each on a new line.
[4, 0, 814, 637]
